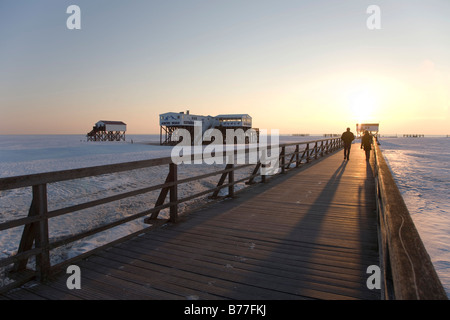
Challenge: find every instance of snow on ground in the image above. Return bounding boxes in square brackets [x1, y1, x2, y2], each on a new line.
[379, 137, 450, 297]
[0, 135, 172, 177]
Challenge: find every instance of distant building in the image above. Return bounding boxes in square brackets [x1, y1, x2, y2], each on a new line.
[87, 120, 126, 141]
[159, 111, 258, 145]
[356, 123, 379, 137]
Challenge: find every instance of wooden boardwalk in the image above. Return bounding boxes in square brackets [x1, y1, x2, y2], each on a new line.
[2, 147, 380, 300]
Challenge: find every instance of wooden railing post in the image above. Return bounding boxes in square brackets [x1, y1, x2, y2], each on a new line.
[280, 146, 286, 173]
[35, 184, 50, 282]
[145, 162, 178, 223]
[211, 163, 233, 198]
[169, 163, 178, 223]
[228, 164, 235, 198]
[246, 162, 261, 185]
[305, 143, 310, 163]
[14, 184, 50, 282]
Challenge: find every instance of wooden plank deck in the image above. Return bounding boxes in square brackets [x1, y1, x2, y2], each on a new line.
[1, 146, 380, 300]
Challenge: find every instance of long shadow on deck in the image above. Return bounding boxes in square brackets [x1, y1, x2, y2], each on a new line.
[234, 153, 380, 299]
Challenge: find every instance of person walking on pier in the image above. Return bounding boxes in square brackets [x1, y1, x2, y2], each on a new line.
[361, 130, 373, 161]
[341, 127, 355, 160]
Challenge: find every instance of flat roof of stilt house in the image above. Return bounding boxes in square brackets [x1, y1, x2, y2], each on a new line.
[96, 120, 127, 126]
[95, 120, 127, 131]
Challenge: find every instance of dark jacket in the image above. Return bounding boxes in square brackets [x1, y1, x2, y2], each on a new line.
[341, 131, 355, 145]
[361, 133, 373, 150]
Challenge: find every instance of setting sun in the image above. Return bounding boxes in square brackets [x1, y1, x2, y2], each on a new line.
[349, 88, 377, 124]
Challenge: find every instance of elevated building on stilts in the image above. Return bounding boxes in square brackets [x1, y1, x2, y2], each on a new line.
[87, 120, 126, 141]
[159, 111, 258, 145]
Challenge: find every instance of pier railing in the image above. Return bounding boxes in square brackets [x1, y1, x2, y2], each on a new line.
[373, 139, 447, 300]
[0, 138, 343, 293]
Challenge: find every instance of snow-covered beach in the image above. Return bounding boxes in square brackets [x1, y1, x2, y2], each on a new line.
[379, 136, 450, 297]
[1, 134, 449, 297]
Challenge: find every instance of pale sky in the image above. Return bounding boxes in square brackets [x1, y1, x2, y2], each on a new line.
[1, 0, 449, 135]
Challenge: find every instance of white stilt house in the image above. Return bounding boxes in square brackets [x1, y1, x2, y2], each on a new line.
[87, 120, 126, 141]
[159, 111, 258, 145]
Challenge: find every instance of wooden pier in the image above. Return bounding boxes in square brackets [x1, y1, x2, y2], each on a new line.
[1, 138, 446, 300]
[1, 146, 379, 300]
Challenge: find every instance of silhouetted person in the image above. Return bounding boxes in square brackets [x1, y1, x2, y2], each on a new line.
[341, 127, 355, 160]
[361, 130, 373, 161]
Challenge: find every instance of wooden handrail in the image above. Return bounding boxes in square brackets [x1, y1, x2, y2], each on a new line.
[0, 138, 343, 291]
[0, 156, 173, 191]
[373, 139, 447, 300]
[0, 139, 339, 191]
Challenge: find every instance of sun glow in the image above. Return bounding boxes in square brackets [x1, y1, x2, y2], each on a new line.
[349, 88, 377, 124]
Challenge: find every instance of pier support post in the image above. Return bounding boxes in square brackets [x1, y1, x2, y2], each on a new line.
[169, 163, 178, 223]
[13, 184, 50, 282]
